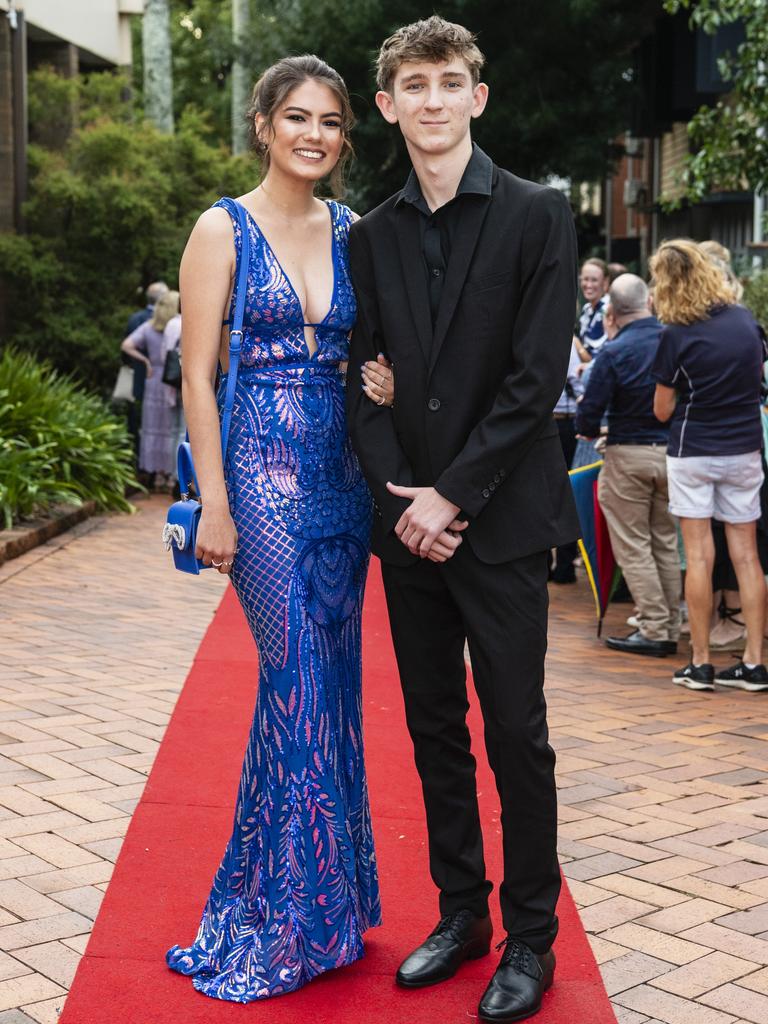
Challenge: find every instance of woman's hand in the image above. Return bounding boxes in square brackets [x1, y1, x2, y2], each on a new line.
[195, 504, 238, 575]
[361, 353, 394, 408]
[426, 523, 467, 563]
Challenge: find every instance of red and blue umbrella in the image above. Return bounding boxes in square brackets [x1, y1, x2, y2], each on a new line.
[568, 460, 621, 635]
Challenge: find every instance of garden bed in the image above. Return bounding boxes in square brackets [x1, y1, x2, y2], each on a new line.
[0, 501, 97, 567]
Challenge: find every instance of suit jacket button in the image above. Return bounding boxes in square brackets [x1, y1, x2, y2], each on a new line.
[427, 398, 441, 412]
[482, 488, 490, 498]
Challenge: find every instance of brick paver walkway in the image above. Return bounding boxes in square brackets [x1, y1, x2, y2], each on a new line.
[0, 496, 225, 1022]
[0, 496, 766, 1023]
[550, 590, 768, 1024]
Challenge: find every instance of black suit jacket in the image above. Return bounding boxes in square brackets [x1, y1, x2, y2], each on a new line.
[346, 158, 580, 566]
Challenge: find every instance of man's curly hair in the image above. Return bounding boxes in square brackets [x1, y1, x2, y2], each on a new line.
[376, 15, 485, 93]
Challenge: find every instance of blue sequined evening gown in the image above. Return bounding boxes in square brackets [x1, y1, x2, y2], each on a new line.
[166, 197, 381, 1001]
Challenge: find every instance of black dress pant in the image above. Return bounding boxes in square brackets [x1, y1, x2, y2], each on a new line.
[381, 543, 559, 954]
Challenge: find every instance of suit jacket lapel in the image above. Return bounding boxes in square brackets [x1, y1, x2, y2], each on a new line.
[395, 209, 432, 364]
[429, 197, 492, 374]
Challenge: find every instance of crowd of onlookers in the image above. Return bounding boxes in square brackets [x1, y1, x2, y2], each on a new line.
[554, 239, 768, 694]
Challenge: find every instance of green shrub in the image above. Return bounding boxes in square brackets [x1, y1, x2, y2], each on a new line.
[744, 271, 768, 330]
[0, 348, 139, 528]
[0, 68, 256, 395]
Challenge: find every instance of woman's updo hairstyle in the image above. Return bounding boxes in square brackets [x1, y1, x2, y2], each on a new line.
[246, 54, 355, 198]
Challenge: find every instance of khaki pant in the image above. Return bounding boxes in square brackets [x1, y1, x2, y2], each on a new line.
[598, 445, 682, 642]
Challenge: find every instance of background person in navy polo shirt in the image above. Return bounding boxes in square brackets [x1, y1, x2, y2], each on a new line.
[651, 239, 768, 693]
[576, 274, 680, 657]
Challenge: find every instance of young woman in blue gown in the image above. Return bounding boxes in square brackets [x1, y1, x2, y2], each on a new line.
[166, 55, 393, 1002]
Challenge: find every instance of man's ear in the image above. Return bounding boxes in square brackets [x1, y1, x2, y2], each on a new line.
[375, 90, 398, 125]
[471, 82, 489, 119]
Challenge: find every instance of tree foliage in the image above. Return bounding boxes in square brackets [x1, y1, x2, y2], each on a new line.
[0, 68, 254, 392]
[145, 1, 653, 208]
[132, 1, 237, 149]
[744, 271, 768, 329]
[664, 0, 768, 202]
[0, 2, 657, 395]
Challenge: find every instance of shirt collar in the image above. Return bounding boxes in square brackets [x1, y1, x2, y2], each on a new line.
[396, 143, 493, 212]
[614, 315, 659, 339]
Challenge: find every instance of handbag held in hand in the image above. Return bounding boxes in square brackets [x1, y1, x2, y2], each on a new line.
[111, 364, 135, 403]
[162, 200, 249, 574]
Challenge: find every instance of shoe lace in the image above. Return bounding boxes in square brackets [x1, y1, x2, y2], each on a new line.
[495, 937, 535, 972]
[433, 909, 475, 942]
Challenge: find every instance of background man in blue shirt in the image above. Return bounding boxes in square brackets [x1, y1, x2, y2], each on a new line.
[576, 274, 681, 657]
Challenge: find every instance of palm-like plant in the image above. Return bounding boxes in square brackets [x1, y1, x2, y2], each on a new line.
[0, 349, 139, 528]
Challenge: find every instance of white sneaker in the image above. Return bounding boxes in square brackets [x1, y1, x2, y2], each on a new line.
[626, 615, 639, 629]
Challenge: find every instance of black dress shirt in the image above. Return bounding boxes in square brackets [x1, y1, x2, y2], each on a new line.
[396, 144, 493, 325]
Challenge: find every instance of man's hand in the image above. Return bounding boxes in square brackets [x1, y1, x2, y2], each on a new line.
[387, 483, 465, 558]
[426, 527, 467, 563]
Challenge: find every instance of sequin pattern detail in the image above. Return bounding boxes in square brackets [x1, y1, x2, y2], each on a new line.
[166, 197, 380, 1002]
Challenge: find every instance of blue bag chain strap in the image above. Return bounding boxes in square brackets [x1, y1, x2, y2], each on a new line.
[218, 201, 251, 461]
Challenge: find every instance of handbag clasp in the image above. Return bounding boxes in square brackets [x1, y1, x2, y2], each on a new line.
[162, 522, 186, 552]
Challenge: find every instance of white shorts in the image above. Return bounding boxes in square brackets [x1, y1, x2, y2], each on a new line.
[666, 451, 764, 523]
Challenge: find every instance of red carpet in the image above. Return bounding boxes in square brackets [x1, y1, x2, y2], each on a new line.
[60, 560, 616, 1023]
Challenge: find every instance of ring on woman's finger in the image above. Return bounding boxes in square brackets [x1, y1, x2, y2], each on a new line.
[377, 395, 386, 406]
[211, 559, 223, 567]
[222, 560, 233, 567]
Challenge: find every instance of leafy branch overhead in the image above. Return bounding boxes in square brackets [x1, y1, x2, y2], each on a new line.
[150, 1, 654, 208]
[663, 0, 768, 203]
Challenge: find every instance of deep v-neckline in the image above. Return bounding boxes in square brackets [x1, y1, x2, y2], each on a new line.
[235, 198, 338, 336]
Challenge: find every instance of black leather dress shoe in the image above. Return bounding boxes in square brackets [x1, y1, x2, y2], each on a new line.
[478, 939, 555, 1022]
[605, 630, 677, 658]
[396, 909, 492, 988]
[548, 565, 576, 584]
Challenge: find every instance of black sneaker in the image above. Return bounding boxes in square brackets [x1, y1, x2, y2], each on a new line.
[672, 663, 715, 691]
[714, 661, 768, 692]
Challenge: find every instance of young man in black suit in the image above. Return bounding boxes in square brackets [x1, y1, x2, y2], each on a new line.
[346, 16, 579, 1022]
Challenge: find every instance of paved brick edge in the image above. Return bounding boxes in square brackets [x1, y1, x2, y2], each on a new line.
[0, 501, 97, 566]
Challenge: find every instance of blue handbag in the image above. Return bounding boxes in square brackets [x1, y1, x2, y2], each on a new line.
[162, 200, 250, 574]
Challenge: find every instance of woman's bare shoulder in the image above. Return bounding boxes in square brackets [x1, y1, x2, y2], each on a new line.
[190, 205, 235, 243]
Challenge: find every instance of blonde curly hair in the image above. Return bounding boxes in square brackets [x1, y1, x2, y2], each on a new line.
[649, 239, 734, 325]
